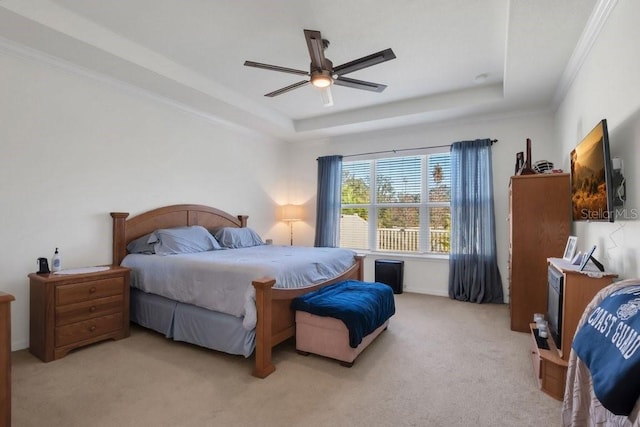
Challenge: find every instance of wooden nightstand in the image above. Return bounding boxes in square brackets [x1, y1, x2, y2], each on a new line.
[28, 266, 130, 362]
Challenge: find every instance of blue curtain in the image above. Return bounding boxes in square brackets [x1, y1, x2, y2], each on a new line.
[448, 139, 504, 303]
[315, 155, 343, 247]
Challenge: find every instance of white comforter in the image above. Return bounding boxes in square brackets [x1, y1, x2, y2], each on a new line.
[121, 245, 356, 330]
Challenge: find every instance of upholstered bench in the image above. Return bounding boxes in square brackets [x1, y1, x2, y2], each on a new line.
[291, 280, 395, 367]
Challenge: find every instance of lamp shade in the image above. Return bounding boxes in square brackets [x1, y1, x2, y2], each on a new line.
[281, 204, 303, 221]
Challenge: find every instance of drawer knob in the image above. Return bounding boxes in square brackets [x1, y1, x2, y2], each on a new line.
[89, 325, 96, 332]
[89, 287, 97, 293]
[89, 306, 97, 312]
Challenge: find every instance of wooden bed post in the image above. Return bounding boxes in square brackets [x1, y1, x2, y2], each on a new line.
[252, 277, 276, 378]
[355, 255, 364, 281]
[111, 212, 129, 265]
[237, 215, 248, 228]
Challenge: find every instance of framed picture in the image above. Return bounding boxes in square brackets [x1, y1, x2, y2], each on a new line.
[579, 245, 597, 271]
[563, 236, 578, 261]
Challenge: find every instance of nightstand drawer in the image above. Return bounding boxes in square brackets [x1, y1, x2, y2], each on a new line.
[56, 277, 124, 306]
[55, 313, 123, 347]
[55, 295, 123, 326]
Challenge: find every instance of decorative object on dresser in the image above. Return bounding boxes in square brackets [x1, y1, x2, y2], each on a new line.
[514, 152, 524, 175]
[528, 258, 617, 401]
[533, 160, 554, 174]
[509, 173, 571, 332]
[515, 138, 536, 175]
[579, 244, 605, 272]
[28, 266, 130, 362]
[1, 292, 15, 427]
[562, 236, 578, 261]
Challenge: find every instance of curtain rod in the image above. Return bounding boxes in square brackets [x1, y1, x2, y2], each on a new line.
[341, 139, 498, 159]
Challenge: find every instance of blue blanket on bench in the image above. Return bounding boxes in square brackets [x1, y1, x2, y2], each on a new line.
[291, 280, 395, 348]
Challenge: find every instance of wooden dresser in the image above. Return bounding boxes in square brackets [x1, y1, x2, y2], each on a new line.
[508, 174, 571, 332]
[28, 266, 130, 362]
[1, 292, 14, 427]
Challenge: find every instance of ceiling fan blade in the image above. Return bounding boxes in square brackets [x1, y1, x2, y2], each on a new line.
[304, 29, 327, 71]
[334, 76, 387, 92]
[244, 61, 309, 76]
[333, 48, 396, 76]
[265, 80, 310, 97]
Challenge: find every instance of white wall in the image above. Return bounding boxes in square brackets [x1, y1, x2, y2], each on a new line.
[555, 0, 640, 279]
[6, 0, 636, 352]
[0, 49, 290, 350]
[288, 111, 560, 298]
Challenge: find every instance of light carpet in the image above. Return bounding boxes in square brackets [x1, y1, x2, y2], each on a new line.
[11, 293, 561, 426]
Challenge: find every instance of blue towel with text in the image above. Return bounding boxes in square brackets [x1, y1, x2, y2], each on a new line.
[291, 280, 395, 348]
[572, 284, 640, 416]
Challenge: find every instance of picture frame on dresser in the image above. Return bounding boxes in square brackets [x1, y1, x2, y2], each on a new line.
[563, 236, 578, 261]
[579, 245, 604, 272]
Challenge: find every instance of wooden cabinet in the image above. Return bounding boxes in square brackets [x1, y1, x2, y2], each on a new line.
[509, 174, 570, 332]
[28, 266, 130, 362]
[1, 292, 14, 427]
[529, 259, 617, 400]
[529, 323, 567, 401]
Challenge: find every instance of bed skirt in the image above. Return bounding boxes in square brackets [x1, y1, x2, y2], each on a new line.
[130, 288, 255, 357]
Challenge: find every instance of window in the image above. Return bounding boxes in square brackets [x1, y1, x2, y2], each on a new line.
[340, 151, 451, 254]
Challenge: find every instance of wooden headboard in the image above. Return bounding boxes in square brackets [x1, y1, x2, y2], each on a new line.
[110, 204, 248, 265]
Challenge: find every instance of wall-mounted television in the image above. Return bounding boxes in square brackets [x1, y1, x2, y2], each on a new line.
[570, 119, 615, 222]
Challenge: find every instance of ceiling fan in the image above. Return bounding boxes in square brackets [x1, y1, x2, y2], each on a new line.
[244, 29, 396, 106]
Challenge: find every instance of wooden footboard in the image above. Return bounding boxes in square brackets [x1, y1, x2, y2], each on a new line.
[252, 256, 363, 378]
[111, 204, 363, 379]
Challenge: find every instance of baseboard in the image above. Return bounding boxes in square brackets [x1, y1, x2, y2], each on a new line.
[403, 287, 448, 297]
[12, 338, 29, 352]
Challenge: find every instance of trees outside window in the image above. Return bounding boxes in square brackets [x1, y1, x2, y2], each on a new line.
[340, 152, 451, 254]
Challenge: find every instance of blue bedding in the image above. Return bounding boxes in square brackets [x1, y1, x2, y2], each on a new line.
[572, 284, 640, 416]
[291, 280, 395, 348]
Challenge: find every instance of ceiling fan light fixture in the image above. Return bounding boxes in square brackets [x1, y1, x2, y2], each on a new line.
[310, 70, 333, 88]
[320, 86, 334, 107]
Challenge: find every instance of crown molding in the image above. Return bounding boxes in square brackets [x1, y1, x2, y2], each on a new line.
[552, 0, 619, 107]
[0, 35, 268, 139]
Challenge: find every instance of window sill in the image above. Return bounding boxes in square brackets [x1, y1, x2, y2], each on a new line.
[354, 250, 449, 261]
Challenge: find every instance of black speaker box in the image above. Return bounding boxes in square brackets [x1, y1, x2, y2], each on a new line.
[375, 259, 404, 294]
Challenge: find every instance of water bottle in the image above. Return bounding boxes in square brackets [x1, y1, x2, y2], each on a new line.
[52, 247, 62, 272]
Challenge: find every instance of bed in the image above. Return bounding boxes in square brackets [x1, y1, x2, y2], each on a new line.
[562, 278, 640, 426]
[111, 204, 363, 378]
